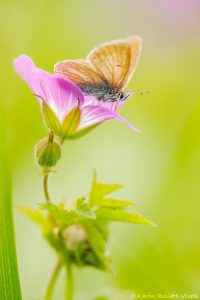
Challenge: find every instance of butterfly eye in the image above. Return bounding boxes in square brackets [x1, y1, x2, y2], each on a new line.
[119, 92, 124, 100]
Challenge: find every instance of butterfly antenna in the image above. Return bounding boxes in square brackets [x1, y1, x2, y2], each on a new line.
[139, 89, 150, 96]
[130, 89, 150, 96]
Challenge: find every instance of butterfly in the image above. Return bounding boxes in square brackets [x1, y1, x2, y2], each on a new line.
[54, 36, 142, 103]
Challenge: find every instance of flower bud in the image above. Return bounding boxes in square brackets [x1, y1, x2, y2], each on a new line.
[63, 225, 87, 251]
[35, 132, 61, 167]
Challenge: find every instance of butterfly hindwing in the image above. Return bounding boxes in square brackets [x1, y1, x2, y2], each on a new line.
[54, 59, 104, 86]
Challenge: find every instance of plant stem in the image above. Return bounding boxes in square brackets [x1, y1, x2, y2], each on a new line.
[43, 173, 51, 202]
[65, 255, 74, 300]
[44, 260, 62, 300]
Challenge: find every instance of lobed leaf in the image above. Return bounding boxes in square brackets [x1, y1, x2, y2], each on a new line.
[40, 203, 81, 227]
[94, 207, 155, 227]
[17, 206, 45, 227]
[41, 202, 96, 228]
[76, 198, 96, 219]
[94, 198, 134, 208]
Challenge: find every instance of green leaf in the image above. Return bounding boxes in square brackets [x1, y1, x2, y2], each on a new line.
[94, 207, 155, 226]
[0, 109, 22, 300]
[42, 101, 62, 136]
[17, 205, 45, 226]
[74, 243, 87, 266]
[95, 221, 109, 241]
[81, 220, 109, 270]
[89, 172, 123, 206]
[76, 198, 96, 219]
[61, 106, 81, 139]
[94, 198, 134, 208]
[41, 202, 95, 228]
[41, 203, 82, 227]
[17, 206, 56, 240]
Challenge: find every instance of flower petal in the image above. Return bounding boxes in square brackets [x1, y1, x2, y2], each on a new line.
[13, 55, 85, 122]
[13, 54, 35, 84]
[29, 68, 84, 121]
[78, 105, 140, 132]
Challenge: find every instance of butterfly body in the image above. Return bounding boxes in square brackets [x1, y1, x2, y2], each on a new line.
[55, 36, 142, 103]
[78, 81, 128, 102]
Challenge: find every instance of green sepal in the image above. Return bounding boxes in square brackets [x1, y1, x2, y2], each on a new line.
[40, 167, 57, 176]
[42, 102, 62, 136]
[67, 123, 100, 140]
[42, 101, 100, 140]
[61, 106, 81, 140]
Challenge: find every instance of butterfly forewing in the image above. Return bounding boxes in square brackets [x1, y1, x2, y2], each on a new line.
[88, 36, 142, 90]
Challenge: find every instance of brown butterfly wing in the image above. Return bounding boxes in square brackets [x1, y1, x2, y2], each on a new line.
[88, 36, 142, 90]
[54, 59, 104, 87]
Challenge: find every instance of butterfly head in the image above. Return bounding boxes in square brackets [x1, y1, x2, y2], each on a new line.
[101, 90, 133, 102]
[117, 91, 133, 102]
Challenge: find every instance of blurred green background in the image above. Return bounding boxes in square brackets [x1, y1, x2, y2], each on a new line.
[1, 0, 200, 299]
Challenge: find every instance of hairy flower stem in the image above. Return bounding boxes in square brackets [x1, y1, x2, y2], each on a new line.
[65, 256, 74, 300]
[44, 260, 63, 300]
[43, 173, 51, 203]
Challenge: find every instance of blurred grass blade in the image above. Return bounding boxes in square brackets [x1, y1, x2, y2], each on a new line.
[0, 109, 22, 300]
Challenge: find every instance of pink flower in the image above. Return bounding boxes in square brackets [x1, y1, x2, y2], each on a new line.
[13, 55, 139, 140]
